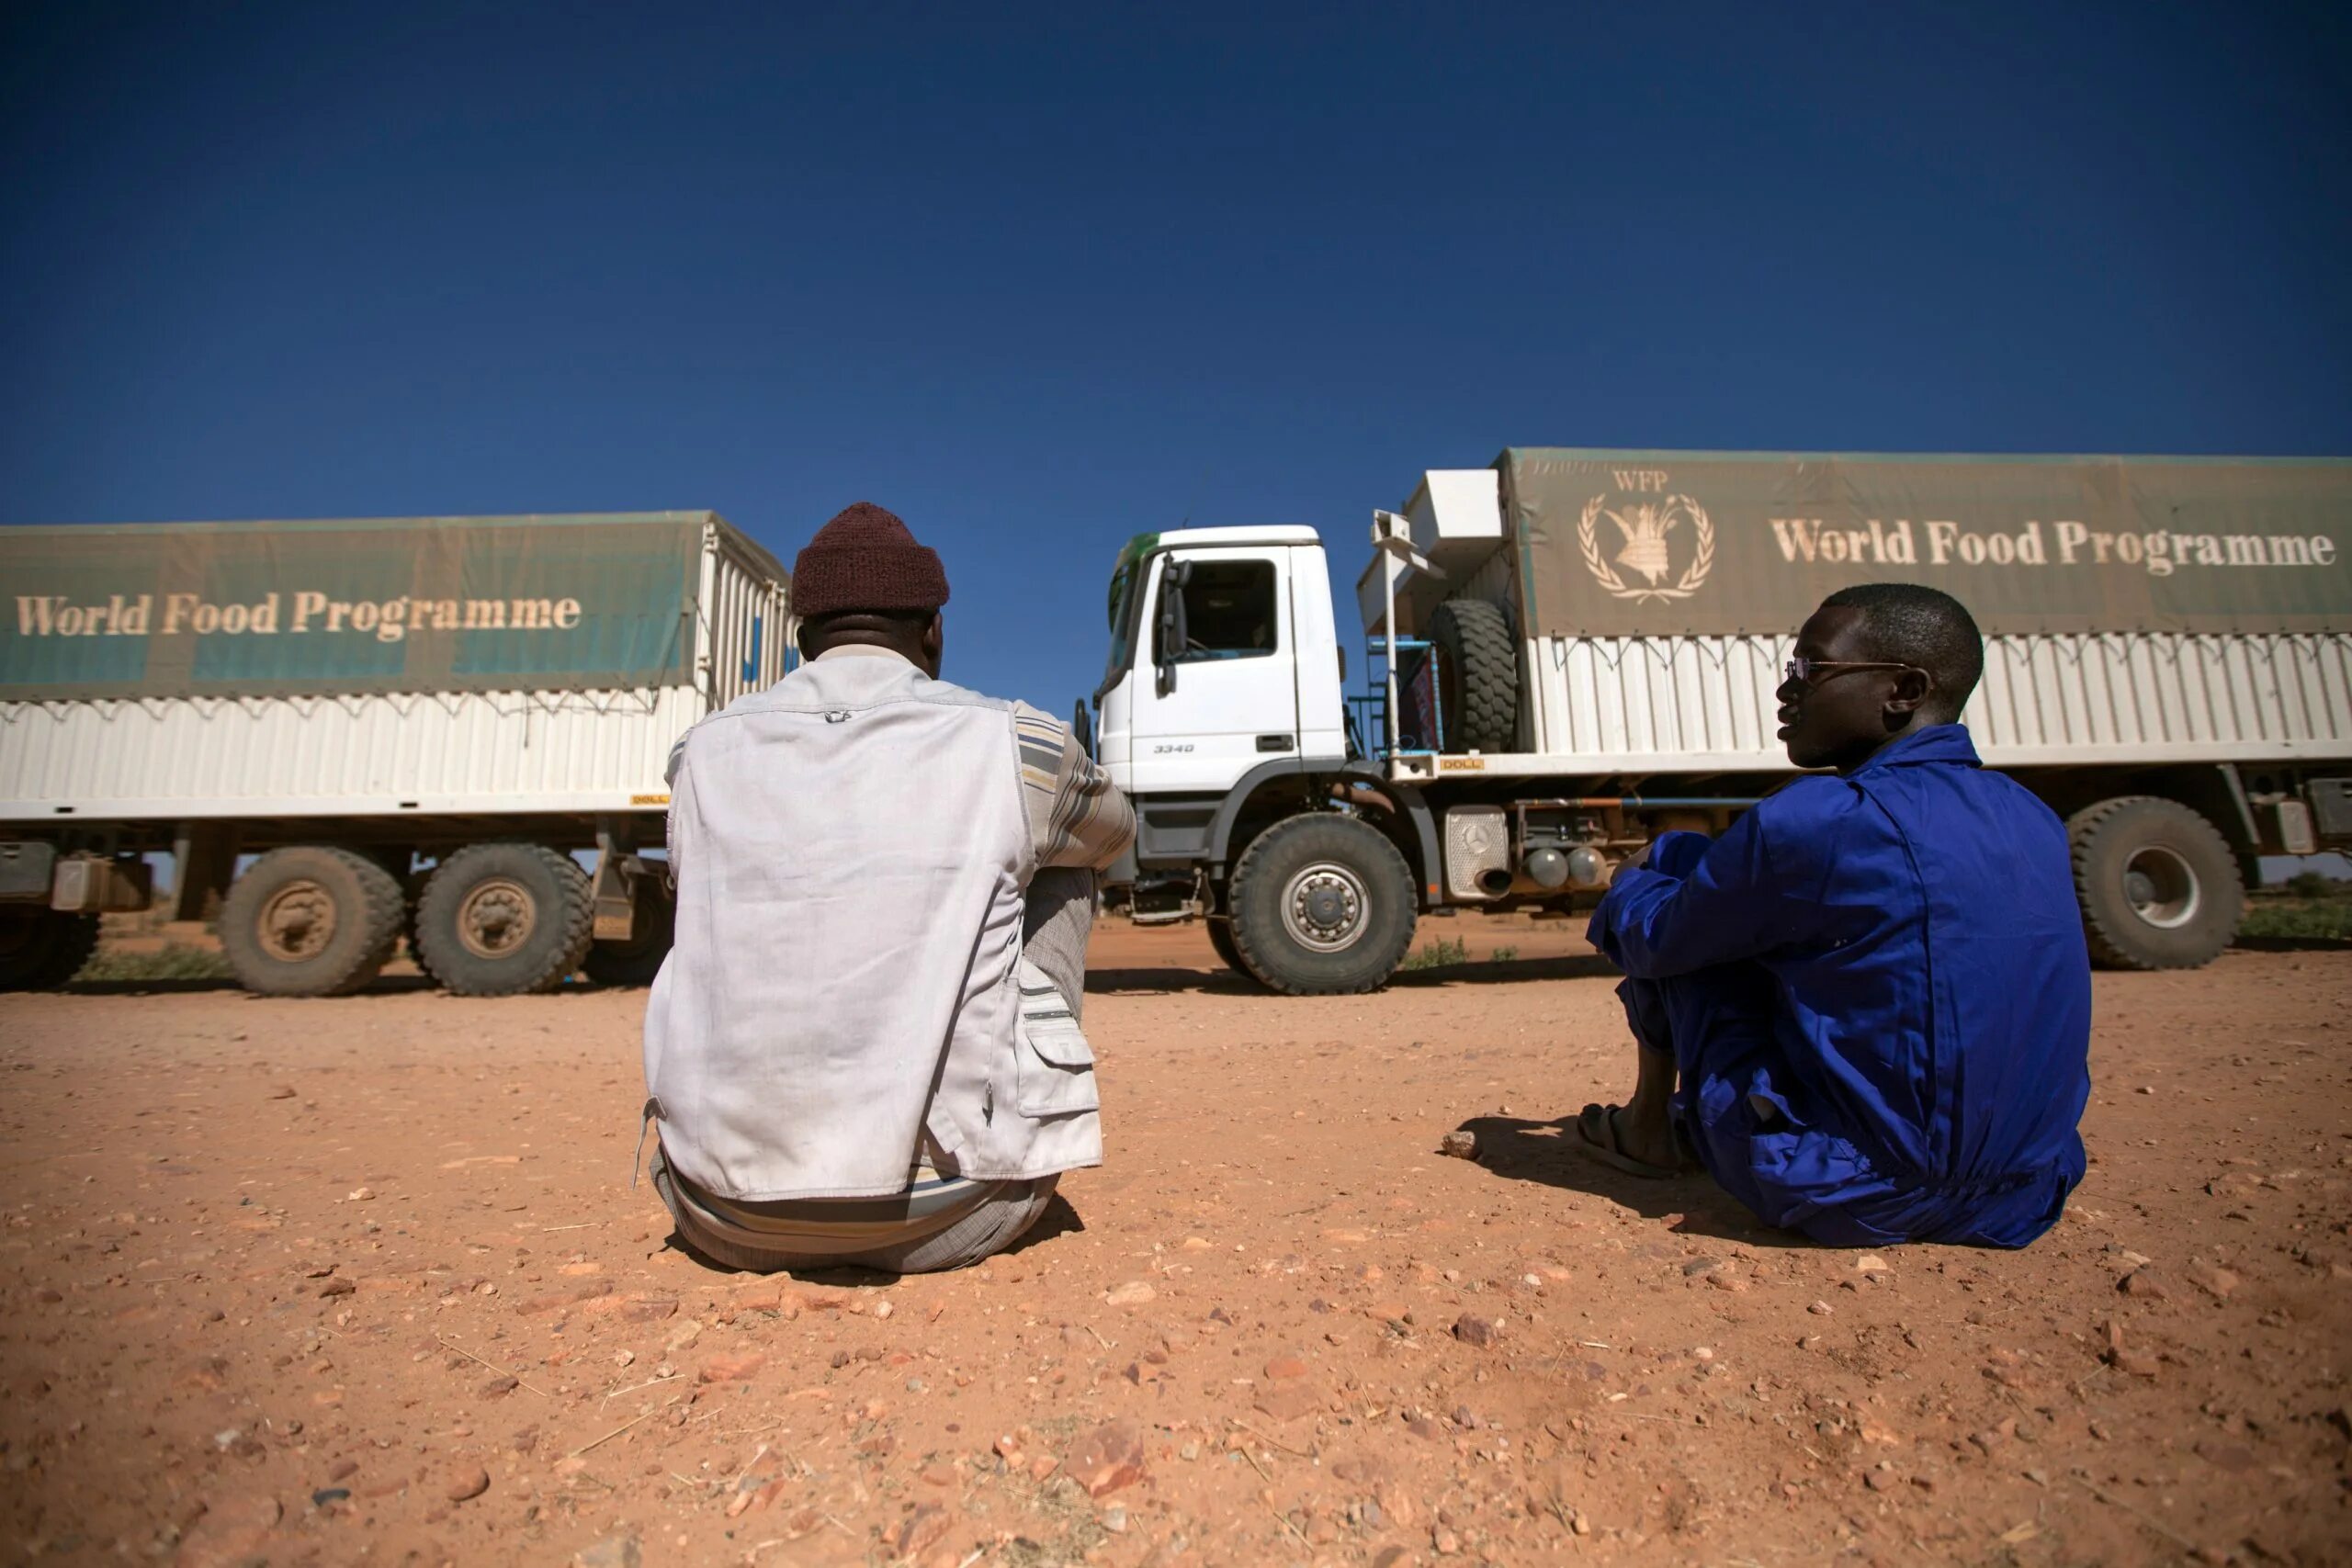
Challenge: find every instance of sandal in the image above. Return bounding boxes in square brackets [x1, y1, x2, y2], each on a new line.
[1574, 1102, 1693, 1179]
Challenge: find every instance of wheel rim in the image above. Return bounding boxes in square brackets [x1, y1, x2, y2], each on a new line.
[456, 878, 538, 960]
[257, 880, 337, 962]
[1281, 861, 1370, 953]
[2121, 846, 2200, 930]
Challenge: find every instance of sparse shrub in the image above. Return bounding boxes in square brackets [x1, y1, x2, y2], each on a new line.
[1400, 936, 1470, 971]
[72, 944, 237, 983]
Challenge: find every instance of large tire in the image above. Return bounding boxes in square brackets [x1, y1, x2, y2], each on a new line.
[1204, 914, 1252, 979]
[583, 888, 674, 987]
[1227, 814, 1419, 996]
[0, 909, 100, 991]
[1428, 598, 1518, 754]
[2068, 796, 2244, 970]
[219, 846, 404, 998]
[414, 843, 594, 997]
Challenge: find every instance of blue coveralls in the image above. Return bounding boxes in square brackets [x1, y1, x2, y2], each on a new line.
[1588, 723, 2092, 1248]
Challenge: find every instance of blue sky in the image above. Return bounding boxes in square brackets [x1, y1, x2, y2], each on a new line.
[4, 2, 2347, 716]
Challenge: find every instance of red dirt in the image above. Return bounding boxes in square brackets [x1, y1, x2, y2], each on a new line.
[3, 917, 2348, 1565]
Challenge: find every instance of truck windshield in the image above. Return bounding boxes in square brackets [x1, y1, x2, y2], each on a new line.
[1101, 532, 1158, 690]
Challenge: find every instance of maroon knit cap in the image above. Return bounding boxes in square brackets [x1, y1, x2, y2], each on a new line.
[790, 502, 950, 618]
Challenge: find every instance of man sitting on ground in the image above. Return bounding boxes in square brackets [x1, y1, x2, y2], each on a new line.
[1578, 583, 2091, 1247]
[642, 502, 1136, 1273]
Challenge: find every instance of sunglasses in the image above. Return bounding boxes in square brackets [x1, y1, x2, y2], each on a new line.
[1783, 657, 1933, 690]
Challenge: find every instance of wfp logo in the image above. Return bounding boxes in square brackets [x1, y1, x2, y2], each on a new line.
[1577, 470, 1714, 603]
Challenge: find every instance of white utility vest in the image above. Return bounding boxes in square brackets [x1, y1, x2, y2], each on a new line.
[643, 653, 1102, 1201]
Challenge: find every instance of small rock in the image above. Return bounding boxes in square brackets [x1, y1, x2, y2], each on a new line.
[174, 1494, 281, 1568]
[1263, 1356, 1308, 1381]
[1065, 1418, 1148, 1497]
[346, 1188, 375, 1201]
[2188, 1265, 2241, 1300]
[1103, 1281, 1157, 1307]
[697, 1353, 767, 1384]
[1438, 1130, 1478, 1160]
[317, 1278, 356, 1299]
[1806, 1300, 1834, 1316]
[479, 1375, 518, 1397]
[571, 1535, 643, 1568]
[2119, 1269, 2171, 1300]
[1864, 1467, 1896, 1492]
[874, 1300, 893, 1319]
[328, 1459, 359, 1481]
[446, 1464, 491, 1502]
[1452, 1314, 1505, 1348]
[885, 1503, 950, 1558]
[1855, 1255, 1890, 1273]
[1100, 1503, 1129, 1533]
[309, 1487, 351, 1508]
[1432, 1525, 1461, 1554]
[269, 1085, 298, 1100]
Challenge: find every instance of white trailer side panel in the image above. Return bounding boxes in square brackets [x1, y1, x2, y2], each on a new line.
[0, 686, 707, 818]
[0, 528, 790, 822]
[1511, 632, 2352, 773]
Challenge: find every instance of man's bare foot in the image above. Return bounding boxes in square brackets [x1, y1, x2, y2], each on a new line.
[1573, 1101, 1690, 1179]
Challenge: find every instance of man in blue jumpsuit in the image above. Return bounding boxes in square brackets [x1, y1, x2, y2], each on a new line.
[1579, 584, 2091, 1247]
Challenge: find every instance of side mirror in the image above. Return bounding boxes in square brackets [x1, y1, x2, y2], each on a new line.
[1154, 560, 1193, 697]
[1071, 697, 1094, 760]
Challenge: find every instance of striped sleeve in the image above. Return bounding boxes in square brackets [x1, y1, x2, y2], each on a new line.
[1012, 702, 1136, 872]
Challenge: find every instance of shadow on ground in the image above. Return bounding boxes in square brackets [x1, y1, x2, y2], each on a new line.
[1456, 1112, 1814, 1247]
[1086, 953, 1621, 995]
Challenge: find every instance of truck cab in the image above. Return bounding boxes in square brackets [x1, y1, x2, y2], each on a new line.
[1093, 525, 1349, 796]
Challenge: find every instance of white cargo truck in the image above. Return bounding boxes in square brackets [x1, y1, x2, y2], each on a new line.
[1089, 449, 2352, 994]
[0, 512, 788, 996]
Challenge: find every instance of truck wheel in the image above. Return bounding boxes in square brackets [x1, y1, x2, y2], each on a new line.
[219, 846, 404, 998]
[2068, 796, 2245, 970]
[1204, 915, 1253, 979]
[0, 909, 101, 990]
[1227, 815, 1418, 995]
[414, 844, 594, 997]
[1429, 598, 1518, 754]
[584, 890, 674, 987]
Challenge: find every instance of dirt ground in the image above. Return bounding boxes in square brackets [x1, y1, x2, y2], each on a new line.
[3, 914, 2348, 1567]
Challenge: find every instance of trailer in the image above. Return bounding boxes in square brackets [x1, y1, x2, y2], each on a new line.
[1089, 449, 2352, 994]
[0, 512, 789, 996]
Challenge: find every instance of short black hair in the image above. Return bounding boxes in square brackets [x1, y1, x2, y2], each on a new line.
[1819, 582, 1984, 709]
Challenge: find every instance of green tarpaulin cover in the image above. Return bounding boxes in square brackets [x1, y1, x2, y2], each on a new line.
[1501, 450, 2352, 637]
[2, 513, 758, 699]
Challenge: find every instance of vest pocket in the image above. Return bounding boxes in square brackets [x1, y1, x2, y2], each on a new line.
[1014, 978, 1099, 1118]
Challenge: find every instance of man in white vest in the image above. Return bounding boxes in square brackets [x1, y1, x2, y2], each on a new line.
[641, 502, 1135, 1272]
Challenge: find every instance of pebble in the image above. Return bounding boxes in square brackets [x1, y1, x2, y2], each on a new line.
[1438, 1130, 1478, 1160]
[697, 1353, 767, 1384]
[874, 1300, 893, 1319]
[1066, 1418, 1148, 1497]
[571, 1537, 642, 1568]
[1263, 1356, 1308, 1381]
[2119, 1268, 2170, 1300]
[174, 1495, 282, 1568]
[317, 1278, 356, 1299]
[1451, 1314, 1505, 1348]
[1103, 1281, 1157, 1306]
[445, 1464, 491, 1502]
[1806, 1300, 1834, 1316]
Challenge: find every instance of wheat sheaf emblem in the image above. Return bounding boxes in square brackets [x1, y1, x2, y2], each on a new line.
[1577, 492, 1714, 602]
